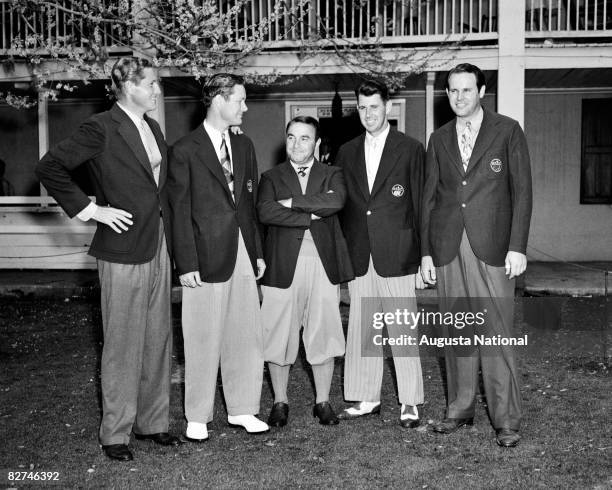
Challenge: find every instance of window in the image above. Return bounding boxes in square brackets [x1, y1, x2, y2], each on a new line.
[581, 98, 612, 204]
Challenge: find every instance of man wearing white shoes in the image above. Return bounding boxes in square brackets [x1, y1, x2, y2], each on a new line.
[336, 80, 425, 428]
[167, 73, 268, 440]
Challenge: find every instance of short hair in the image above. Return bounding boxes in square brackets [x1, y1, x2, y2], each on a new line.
[355, 79, 389, 102]
[286, 115, 320, 141]
[110, 57, 151, 97]
[202, 73, 245, 109]
[445, 63, 486, 91]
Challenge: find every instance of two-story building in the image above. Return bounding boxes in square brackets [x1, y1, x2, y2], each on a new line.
[0, 0, 610, 269]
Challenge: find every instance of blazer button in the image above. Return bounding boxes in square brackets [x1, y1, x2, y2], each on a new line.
[461, 203, 466, 208]
[462, 180, 467, 186]
[366, 210, 372, 216]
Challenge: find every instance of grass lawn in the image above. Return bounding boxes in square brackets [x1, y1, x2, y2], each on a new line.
[0, 297, 610, 489]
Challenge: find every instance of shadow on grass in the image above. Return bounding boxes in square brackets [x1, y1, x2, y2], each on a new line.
[0, 297, 610, 488]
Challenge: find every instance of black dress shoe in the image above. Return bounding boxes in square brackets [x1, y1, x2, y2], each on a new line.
[102, 444, 133, 461]
[134, 432, 182, 446]
[313, 401, 339, 425]
[267, 402, 289, 427]
[432, 417, 474, 434]
[496, 428, 520, 447]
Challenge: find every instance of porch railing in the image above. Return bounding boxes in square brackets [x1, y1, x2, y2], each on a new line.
[1, 0, 611, 54]
[525, 0, 612, 37]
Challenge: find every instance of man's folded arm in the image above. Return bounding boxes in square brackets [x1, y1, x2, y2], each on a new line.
[257, 174, 311, 227]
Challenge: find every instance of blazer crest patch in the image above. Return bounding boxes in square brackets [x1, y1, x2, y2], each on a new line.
[391, 184, 405, 197]
[489, 158, 502, 173]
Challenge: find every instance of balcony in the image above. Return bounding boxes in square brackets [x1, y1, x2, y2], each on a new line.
[1, 0, 610, 57]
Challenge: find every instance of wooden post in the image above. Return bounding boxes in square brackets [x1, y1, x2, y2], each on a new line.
[425, 71, 435, 144]
[498, 0, 526, 127]
[38, 91, 49, 205]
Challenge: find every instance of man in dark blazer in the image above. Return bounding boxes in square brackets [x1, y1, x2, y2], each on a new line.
[336, 80, 425, 428]
[36, 57, 180, 461]
[257, 116, 354, 427]
[420, 63, 532, 448]
[167, 73, 268, 441]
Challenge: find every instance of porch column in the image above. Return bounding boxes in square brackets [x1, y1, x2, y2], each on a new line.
[497, 0, 526, 127]
[425, 71, 435, 144]
[38, 92, 49, 203]
[151, 77, 166, 137]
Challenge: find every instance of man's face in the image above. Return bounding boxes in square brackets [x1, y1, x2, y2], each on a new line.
[286, 122, 319, 165]
[357, 93, 390, 136]
[217, 84, 248, 126]
[446, 72, 485, 119]
[127, 68, 160, 113]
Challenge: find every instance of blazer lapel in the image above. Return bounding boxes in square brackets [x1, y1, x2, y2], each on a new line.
[195, 127, 235, 204]
[229, 132, 244, 204]
[465, 109, 498, 174]
[350, 134, 370, 200]
[279, 161, 304, 196]
[439, 120, 465, 176]
[370, 129, 400, 197]
[112, 105, 156, 183]
[145, 114, 167, 188]
[305, 160, 326, 195]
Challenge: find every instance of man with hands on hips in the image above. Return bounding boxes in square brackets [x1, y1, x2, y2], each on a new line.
[420, 63, 532, 448]
[167, 73, 269, 441]
[36, 57, 180, 462]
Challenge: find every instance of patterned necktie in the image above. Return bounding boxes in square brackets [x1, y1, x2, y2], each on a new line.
[140, 119, 162, 184]
[297, 166, 308, 177]
[459, 121, 473, 171]
[220, 134, 233, 186]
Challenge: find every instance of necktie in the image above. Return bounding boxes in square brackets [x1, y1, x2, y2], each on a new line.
[297, 166, 308, 177]
[140, 119, 162, 184]
[220, 134, 233, 187]
[366, 138, 378, 191]
[459, 121, 473, 171]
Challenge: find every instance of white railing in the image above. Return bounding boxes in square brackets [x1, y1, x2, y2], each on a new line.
[220, 0, 499, 45]
[526, 0, 612, 36]
[0, 0, 132, 52]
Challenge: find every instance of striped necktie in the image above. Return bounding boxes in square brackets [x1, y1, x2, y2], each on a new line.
[459, 121, 473, 171]
[220, 134, 233, 186]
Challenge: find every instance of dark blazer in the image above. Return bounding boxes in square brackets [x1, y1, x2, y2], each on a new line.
[336, 128, 425, 277]
[36, 104, 171, 264]
[421, 109, 533, 267]
[257, 161, 354, 288]
[167, 125, 262, 282]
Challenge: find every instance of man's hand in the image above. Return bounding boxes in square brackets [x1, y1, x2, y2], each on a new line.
[415, 268, 426, 289]
[278, 198, 292, 208]
[229, 126, 243, 135]
[92, 205, 133, 233]
[505, 251, 527, 279]
[420, 255, 437, 285]
[255, 258, 266, 280]
[180, 271, 203, 288]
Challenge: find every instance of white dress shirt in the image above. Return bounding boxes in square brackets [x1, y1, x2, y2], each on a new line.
[203, 119, 234, 194]
[364, 123, 390, 192]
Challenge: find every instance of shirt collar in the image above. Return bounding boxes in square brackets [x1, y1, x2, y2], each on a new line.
[117, 102, 145, 128]
[290, 158, 315, 171]
[203, 119, 229, 148]
[365, 123, 390, 146]
[456, 106, 484, 133]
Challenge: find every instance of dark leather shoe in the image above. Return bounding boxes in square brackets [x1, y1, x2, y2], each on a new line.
[496, 428, 520, 447]
[268, 402, 289, 427]
[102, 444, 133, 461]
[432, 417, 474, 434]
[313, 401, 339, 425]
[134, 432, 182, 446]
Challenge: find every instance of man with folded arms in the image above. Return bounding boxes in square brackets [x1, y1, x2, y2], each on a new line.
[258, 116, 354, 427]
